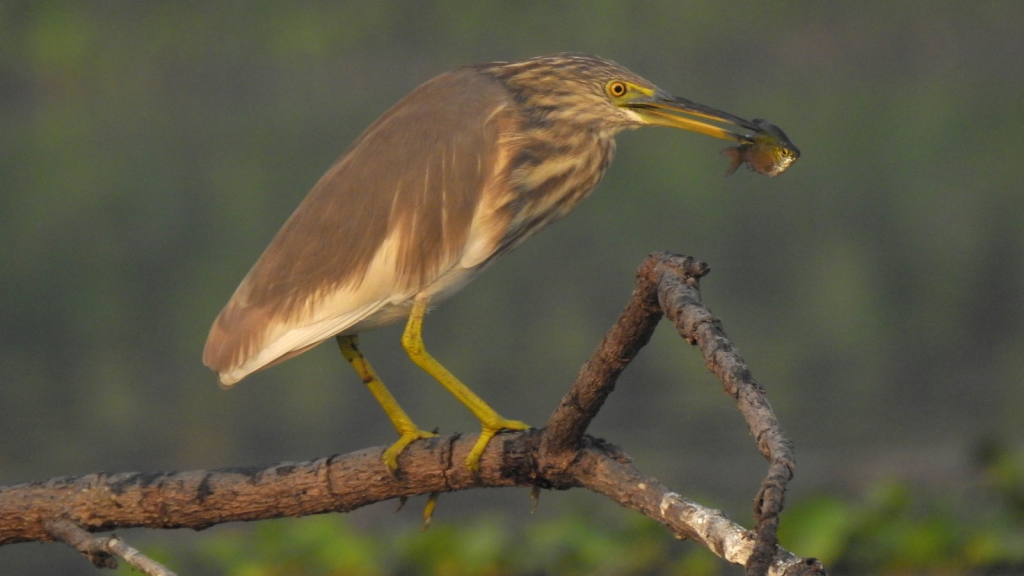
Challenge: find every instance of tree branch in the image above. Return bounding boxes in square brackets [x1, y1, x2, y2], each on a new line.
[44, 519, 177, 576]
[0, 252, 821, 575]
[652, 252, 797, 575]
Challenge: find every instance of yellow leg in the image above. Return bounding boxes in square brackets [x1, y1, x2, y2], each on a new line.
[401, 298, 530, 473]
[337, 334, 435, 471]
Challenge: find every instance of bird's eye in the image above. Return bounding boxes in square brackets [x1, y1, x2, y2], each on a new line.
[607, 81, 628, 98]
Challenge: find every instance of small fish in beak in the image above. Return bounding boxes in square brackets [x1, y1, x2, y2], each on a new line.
[722, 118, 800, 177]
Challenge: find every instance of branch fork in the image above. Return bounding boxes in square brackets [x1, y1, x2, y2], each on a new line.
[1, 252, 825, 576]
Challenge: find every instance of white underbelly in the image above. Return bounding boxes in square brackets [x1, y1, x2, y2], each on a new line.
[340, 261, 488, 334]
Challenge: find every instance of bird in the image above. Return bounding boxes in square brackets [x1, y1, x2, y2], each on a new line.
[203, 53, 786, 474]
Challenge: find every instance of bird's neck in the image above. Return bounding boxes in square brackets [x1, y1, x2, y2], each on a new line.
[494, 128, 617, 253]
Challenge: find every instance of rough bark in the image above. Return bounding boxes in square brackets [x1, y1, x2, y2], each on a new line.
[0, 252, 823, 576]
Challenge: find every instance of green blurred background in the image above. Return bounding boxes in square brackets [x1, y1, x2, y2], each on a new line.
[2, 1, 1023, 573]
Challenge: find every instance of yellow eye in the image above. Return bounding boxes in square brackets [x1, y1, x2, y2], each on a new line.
[607, 81, 628, 98]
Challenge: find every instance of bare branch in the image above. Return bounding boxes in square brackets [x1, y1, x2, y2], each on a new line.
[541, 251, 797, 574]
[654, 253, 797, 574]
[105, 535, 178, 576]
[0, 253, 815, 575]
[7, 433, 818, 573]
[44, 518, 177, 575]
[540, 254, 710, 467]
[540, 253, 669, 471]
[43, 519, 117, 570]
[572, 449, 823, 576]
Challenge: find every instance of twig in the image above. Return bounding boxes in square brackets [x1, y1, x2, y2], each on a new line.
[541, 251, 797, 575]
[654, 253, 796, 575]
[43, 518, 177, 575]
[539, 252, 671, 473]
[573, 449, 823, 576]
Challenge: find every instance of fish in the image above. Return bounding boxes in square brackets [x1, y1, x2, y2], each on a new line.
[721, 118, 800, 177]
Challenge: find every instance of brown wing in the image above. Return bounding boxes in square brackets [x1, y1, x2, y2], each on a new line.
[203, 68, 514, 383]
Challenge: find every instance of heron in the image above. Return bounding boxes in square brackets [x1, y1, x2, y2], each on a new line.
[203, 53, 798, 474]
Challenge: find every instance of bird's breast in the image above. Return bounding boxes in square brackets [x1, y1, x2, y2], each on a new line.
[498, 134, 616, 252]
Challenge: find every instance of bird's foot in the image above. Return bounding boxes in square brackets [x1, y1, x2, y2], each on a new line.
[382, 427, 437, 473]
[465, 417, 530, 474]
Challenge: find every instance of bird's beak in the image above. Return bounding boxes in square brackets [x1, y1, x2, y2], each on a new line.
[626, 89, 758, 144]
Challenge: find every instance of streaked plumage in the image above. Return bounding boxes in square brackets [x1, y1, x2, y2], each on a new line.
[206, 55, 650, 384]
[204, 53, 796, 472]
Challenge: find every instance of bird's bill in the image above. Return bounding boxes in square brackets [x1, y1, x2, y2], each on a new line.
[627, 91, 758, 144]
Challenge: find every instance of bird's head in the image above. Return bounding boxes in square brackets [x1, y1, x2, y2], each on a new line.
[482, 53, 761, 144]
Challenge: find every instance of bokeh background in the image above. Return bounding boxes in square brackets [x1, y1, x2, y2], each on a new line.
[3, 2, 1023, 573]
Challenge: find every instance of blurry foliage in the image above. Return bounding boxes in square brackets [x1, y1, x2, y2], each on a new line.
[145, 453, 1024, 575]
[4, 0, 1021, 484]
[2, 0, 1024, 573]
[168, 508, 717, 576]
[780, 441, 1024, 574]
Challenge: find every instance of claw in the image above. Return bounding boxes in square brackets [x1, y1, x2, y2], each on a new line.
[465, 419, 530, 473]
[382, 428, 437, 473]
[421, 492, 439, 530]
